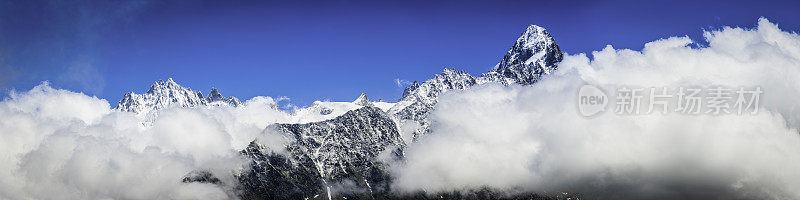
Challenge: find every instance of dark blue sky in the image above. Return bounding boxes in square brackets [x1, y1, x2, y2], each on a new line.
[1, 0, 799, 107]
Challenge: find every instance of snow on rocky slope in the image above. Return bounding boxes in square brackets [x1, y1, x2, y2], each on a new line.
[117, 24, 562, 199]
[287, 92, 394, 124]
[115, 78, 242, 117]
[388, 24, 563, 141]
[239, 106, 404, 199]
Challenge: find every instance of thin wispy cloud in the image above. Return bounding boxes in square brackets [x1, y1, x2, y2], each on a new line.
[394, 78, 412, 88]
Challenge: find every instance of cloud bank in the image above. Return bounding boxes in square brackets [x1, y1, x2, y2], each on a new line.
[394, 18, 800, 199]
[0, 83, 291, 199]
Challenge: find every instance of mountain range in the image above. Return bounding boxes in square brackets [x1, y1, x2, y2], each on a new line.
[115, 24, 565, 200]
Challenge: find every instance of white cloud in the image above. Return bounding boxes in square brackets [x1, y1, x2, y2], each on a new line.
[0, 84, 291, 199]
[393, 18, 800, 199]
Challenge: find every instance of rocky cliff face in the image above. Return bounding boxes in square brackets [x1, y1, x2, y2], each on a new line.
[239, 106, 404, 199]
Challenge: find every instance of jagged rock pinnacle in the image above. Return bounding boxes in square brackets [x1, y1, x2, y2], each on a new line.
[207, 88, 223, 100]
[492, 24, 563, 85]
[353, 92, 371, 106]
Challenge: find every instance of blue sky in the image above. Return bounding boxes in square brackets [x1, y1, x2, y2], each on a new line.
[1, 0, 799, 107]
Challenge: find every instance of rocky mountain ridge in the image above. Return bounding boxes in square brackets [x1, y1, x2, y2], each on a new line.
[239, 106, 403, 199]
[116, 24, 564, 199]
[388, 25, 563, 141]
[115, 78, 242, 115]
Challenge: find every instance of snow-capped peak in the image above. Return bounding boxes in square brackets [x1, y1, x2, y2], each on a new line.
[147, 78, 181, 93]
[208, 87, 222, 98]
[116, 78, 241, 115]
[206, 87, 242, 107]
[353, 92, 371, 106]
[518, 25, 550, 49]
[491, 24, 563, 85]
[389, 24, 564, 141]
